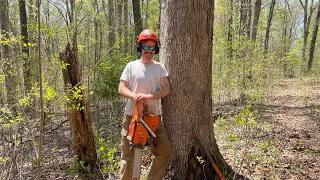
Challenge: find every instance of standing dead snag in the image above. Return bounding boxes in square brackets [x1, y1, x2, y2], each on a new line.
[59, 42, 97, 169]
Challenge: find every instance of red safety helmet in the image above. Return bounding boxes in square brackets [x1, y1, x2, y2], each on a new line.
[136, 29, 160, 54]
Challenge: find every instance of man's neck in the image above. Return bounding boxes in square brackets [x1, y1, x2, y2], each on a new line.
[140, 58, 153, 64]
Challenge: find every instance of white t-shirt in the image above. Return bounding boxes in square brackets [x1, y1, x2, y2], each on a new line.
[120, 59, 169, 115]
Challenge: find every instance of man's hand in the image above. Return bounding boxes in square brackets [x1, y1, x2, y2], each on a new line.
[133, 93, 153, 104]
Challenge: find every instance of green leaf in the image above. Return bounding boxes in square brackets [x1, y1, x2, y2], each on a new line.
[45, 86, 57, 101]
[0, 75, 5, 83]
[0, 157, 8, 164]
[229, 134, 238, 141]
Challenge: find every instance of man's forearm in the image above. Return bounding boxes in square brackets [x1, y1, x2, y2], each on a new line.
[118, 85, 135, 99]
[152, 86, 170, 99]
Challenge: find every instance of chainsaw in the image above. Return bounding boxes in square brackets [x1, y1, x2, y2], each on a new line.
[127, 103, 160, 180]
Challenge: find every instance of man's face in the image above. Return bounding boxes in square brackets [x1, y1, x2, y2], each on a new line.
[141, 40, 156, 59]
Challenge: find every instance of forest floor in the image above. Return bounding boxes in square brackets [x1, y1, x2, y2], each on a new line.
[215, 77, 320, 180]
[6, 77, 319, 180]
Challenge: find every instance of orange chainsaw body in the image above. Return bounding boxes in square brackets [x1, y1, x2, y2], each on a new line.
[127, 103, 159, 146]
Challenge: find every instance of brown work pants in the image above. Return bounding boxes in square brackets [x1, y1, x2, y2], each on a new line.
[119, 115, 171, 180]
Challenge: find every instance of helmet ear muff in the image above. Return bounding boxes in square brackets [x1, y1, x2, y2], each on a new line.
[155, 38, 160, 54]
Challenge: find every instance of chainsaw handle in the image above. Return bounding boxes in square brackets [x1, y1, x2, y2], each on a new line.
[133, 103, 148, 121]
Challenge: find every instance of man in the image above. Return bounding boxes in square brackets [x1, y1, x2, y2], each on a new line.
[118, 29, 171, 180]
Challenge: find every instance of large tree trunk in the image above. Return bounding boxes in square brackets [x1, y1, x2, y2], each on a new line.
[59, 43, 97, 168]
[160, 0, 240, 179]
[264, 0, 276, 53]
[250, 0, 261, 42]
[132, 0, 143, 38]
[19, 0, 31, 94]
[306, 2, 320, 71]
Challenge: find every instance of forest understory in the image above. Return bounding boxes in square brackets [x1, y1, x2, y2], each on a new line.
[1, 77, 319, 180]
[215, 77, 320, 180]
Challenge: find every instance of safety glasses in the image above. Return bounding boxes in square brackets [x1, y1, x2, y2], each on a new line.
[141, 45, 156, 51]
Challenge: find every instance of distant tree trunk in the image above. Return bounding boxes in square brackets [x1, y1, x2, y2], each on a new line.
[92, 0, 100, 95]
[160, 0, 242, 179]
[246, 0, 252, 38]
[227, 0, 233, 61]
[299, 0, 315, 73]
[240, 0, 250, 36]
[108, 0, 115, 48]
[59, 43, 97, 168]
[0, 0, 15, 110]
[36, 0, 45, 178]
[117, 0, 123, 49]
[264, 0, 276, 53]
[145, 0, 149, 28]
[307, 2, 320, 71]
[132, 0, 143, 38]
[19, 0, 31, 94]
[123, 0, 129, 54]
[94, 0, 99, 65]
[250, 0, 261, 42]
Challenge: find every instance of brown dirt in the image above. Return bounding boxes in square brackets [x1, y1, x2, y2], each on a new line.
[215, 78, 320, 180]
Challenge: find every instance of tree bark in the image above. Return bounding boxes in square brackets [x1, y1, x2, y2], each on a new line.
[132, 0, 143, 38]
[306, 2, 320, 71]
[160, 0, 240, 179]
[59, 43, 97, 168]
[250, 0, 261, 42]
[264, 0, 276, 53]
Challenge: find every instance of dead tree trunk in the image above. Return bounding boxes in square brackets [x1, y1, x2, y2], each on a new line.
[59, 43, 97, 168]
